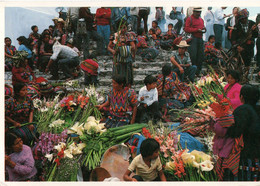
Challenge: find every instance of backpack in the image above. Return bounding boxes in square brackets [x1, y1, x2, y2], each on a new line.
[126, 134, 146, 158]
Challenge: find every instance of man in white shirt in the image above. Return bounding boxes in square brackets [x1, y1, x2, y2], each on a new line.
[204, 7, 214, 41]
[45, 42, 79, 80]
[137, 75, 161, 123]
[213, 7, 231, 44]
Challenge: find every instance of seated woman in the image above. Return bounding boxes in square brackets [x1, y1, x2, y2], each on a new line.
[96, 75, 138, 128]
[213, 70, 242, 110]
[12, 53, 36, 86]
[157, 64, 191, 119]
[205, 35, 224, 68]
[5, 37, 17, 71]
[5, 132, 37, 181]
[147, 28, 161, 50]
[17, 36, 33, 70]
[160, 23, 178, 50]
[136, 28, 159, 62]
[37, 33, 53, 72]
[5, 83, 37, 145]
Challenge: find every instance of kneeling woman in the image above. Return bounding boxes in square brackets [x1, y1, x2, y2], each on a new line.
[5, 132, 37, 181]
[97, 75, 138, 128]
[5, 83, 37, 145]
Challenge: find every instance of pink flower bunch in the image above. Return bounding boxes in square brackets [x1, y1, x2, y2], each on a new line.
[183, 108, 215, 125]
[155, 130, 179, 160]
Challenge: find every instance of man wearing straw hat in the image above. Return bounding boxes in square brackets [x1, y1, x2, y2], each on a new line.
[170, 40, 197, 83]
[184, 7, 206, 76]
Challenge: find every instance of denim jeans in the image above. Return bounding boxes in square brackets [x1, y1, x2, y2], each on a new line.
[188, 37, 204, 75]
[170, 12, 183, 34]
[213, 24, 224, 44]
[86, 30, 104, 58]
[58, 56, 80, 78]
[174, 65, 197, 82]
[97, 25, 111, 55]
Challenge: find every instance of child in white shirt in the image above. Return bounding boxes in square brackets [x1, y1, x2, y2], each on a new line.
[136, 75, 161, 123]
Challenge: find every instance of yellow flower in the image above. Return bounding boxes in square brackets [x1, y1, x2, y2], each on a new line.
[76, 143, 86, 150]
[84, 121, 97, 130]
[87, 116, 96, 122]
[64, 149, 73, 159]
[190, 150, 212, 163]
[199, 160, 214, 171]
[165, 161, 175, 171]
[54, 142, 66, 152]
[45, 153, 53, 162]
[181, 151, 196, 165]
[67, 122, 84, 136]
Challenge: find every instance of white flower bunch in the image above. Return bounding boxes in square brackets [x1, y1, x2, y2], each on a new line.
[180, 150, 214, 171]
[54, 142, 66, 152]
[64, 80, 79, 88]
[84, 116, 106, 134]
[196, 78, 206, 87]
[64, 142, 86, 159]
[85, 86, 97, 97]
[33, 98, 42, 109]
[40, 106, 49, 112]
[205, 76, 213, 85]
[67, 122, 84, 136]
[49, 119, 65, 128]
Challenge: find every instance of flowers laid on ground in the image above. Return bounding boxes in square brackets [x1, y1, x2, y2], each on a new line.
[145, 123, 217, 181]
[33, 86, 104, 134]
[79, 123, 148, 170]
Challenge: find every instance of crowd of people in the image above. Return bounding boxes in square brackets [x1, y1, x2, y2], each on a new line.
[4, 6, 260, 182]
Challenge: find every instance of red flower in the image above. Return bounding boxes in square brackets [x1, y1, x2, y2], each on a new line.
[54, 158, 60, 166]
[142, 128, 152, 138]
[57, 148, 64, 158]
[210, 98, 231, 118]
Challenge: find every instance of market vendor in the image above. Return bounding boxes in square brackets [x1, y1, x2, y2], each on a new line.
[5, 83, 37, 145]
[96, 74, 138, 128]
[12, 51, 36, 86]
[212, 70, 242, 110]
[5, 132, 37, 181]
[157, 64, 192, 120]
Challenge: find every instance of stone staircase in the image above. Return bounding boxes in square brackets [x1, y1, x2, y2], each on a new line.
[4, 48, 260, 95]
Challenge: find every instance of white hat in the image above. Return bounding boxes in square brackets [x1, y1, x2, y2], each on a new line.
[177, 40, 190, 48]
[193, 7, 203, 12]
[52, 17, 59, 21]
[57, 18, 65, 24]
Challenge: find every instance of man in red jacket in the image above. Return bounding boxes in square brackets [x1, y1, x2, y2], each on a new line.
[184, 7, 206, 76]
[96, 7, 111, 55]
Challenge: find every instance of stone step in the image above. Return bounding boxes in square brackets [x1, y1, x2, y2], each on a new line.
[99, 67, 161, 77]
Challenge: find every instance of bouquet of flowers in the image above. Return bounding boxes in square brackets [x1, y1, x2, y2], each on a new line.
[165, 150, 217, 181]
[190, 69, 227, 109]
